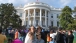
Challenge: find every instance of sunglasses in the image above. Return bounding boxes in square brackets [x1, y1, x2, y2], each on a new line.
[36, 34, 41, 36]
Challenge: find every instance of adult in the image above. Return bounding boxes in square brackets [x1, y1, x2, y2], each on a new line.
[36, 33, 44, 43]
[27, 32, 37, 43]
[50, 30, 56, 39]
[24, 26, 36, 43]
[9, 29, 14, 39]
[55, 28, 64, 43]
[67, 30, 74, 43]
[50, 30, 56, 43]
[36, 26, 46, 43]
[0, 27, 7, 43]
[14, 29, 20, 39]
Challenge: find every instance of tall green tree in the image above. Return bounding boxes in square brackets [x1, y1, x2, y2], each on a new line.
[73, 6, 76, 18]
[69, 6, 76, 29]
[59, 6, 73, 30]
[0, 3, 22, 29]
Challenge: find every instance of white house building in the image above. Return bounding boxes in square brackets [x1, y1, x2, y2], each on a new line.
[15, 2, 62, 29]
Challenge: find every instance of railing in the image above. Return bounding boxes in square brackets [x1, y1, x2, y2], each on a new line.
[26, 14, 46, 17]
[42, 25, 46, 27]
[25, 2, 50, 7]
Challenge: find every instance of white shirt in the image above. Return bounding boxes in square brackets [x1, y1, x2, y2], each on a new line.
[24, 32, 36, 43]
[50, 33, 56, 38]
[24, 33, 29, 43]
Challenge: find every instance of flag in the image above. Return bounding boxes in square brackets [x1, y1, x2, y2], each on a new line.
[37, 0, 38, 2]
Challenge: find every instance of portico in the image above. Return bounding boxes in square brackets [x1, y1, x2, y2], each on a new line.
[24, 9, 49, 28]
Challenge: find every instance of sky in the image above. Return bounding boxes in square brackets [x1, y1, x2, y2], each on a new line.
[0, 0, 76, 9]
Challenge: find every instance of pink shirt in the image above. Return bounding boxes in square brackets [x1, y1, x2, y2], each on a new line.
[12, 39, 23, 43]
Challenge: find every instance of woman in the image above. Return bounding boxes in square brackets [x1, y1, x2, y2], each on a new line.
[24, 26, 36, 43]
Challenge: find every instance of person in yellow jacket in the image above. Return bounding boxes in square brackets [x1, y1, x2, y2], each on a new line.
[0, 28, 7, 43]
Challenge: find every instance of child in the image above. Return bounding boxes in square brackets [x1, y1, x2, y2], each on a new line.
[49, 37, 54, 43]
[27, 32, 37, 43]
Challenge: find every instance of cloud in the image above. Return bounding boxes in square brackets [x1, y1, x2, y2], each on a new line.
[0, 0, 75, 8]
[0, 0, 30, 6]
[59, 0, 72, 7]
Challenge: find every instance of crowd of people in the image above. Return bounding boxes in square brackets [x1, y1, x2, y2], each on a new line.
[0, 26, 76, 43]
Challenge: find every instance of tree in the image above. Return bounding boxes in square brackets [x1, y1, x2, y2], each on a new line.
[67, 20, 76, 30]
[73, 7, 76, 19]
[0, 3, 22, 29]
[59, 6, 73, 30]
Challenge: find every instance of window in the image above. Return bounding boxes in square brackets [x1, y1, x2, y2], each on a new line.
[57, 21, 59, 27]
[42, 13, 45, 16]
[51, 14, 53, 18]
[42, 21, 43, 26]
[20, 13, 22, 17]
[57, 14, 59, 18]
[51, 21, 53, 26]
[26, 14, 28, 17]
[36, 12, 38, 16]
[26, 21, 28, 26]
[47, 18, 48, 26]
[36, 20, 38, 26]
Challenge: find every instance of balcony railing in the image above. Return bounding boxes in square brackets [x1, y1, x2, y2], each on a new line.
[42, 25, 46, 27]
[26, 14, 46, 17]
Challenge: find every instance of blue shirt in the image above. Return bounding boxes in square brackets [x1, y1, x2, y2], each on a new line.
[49, 41, 54, 43]
[37, 39, 44, 43]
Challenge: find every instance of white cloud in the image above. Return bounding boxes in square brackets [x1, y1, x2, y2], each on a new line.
[0, 0, 75, 8]
[0, 0, 29, 3]
[0, 0, 32, 7]
[8, 0, 15, 3]
[60, 0, 72, 7]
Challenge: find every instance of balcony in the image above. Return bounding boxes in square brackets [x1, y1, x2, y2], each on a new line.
[25, 2, 50, 7]
[26, 14, 47, 18]
[42, 25, 46, 27]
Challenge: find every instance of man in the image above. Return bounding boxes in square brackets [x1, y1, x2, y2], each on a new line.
[0, 27, 7, 43]
[55, 28, 64, 43]
[67, 30, 74, 43]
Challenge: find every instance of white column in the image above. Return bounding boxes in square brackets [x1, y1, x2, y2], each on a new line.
[48, 11, 50, 27]
[22, 20, 24, 26]
[28, 9, 30, 27]
[45, 10, 47, 27]
[22, 13, 25, 26]
[40, 9, 42, 27]
[33, 9, 36, 26]
[24, 11, 26, 25]
[25, 10, 26, 25]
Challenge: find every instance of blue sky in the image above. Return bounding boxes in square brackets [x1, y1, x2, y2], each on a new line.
[0, 0, 76, 9]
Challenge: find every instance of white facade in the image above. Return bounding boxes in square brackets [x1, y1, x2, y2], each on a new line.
[15, 2, 62, 29]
